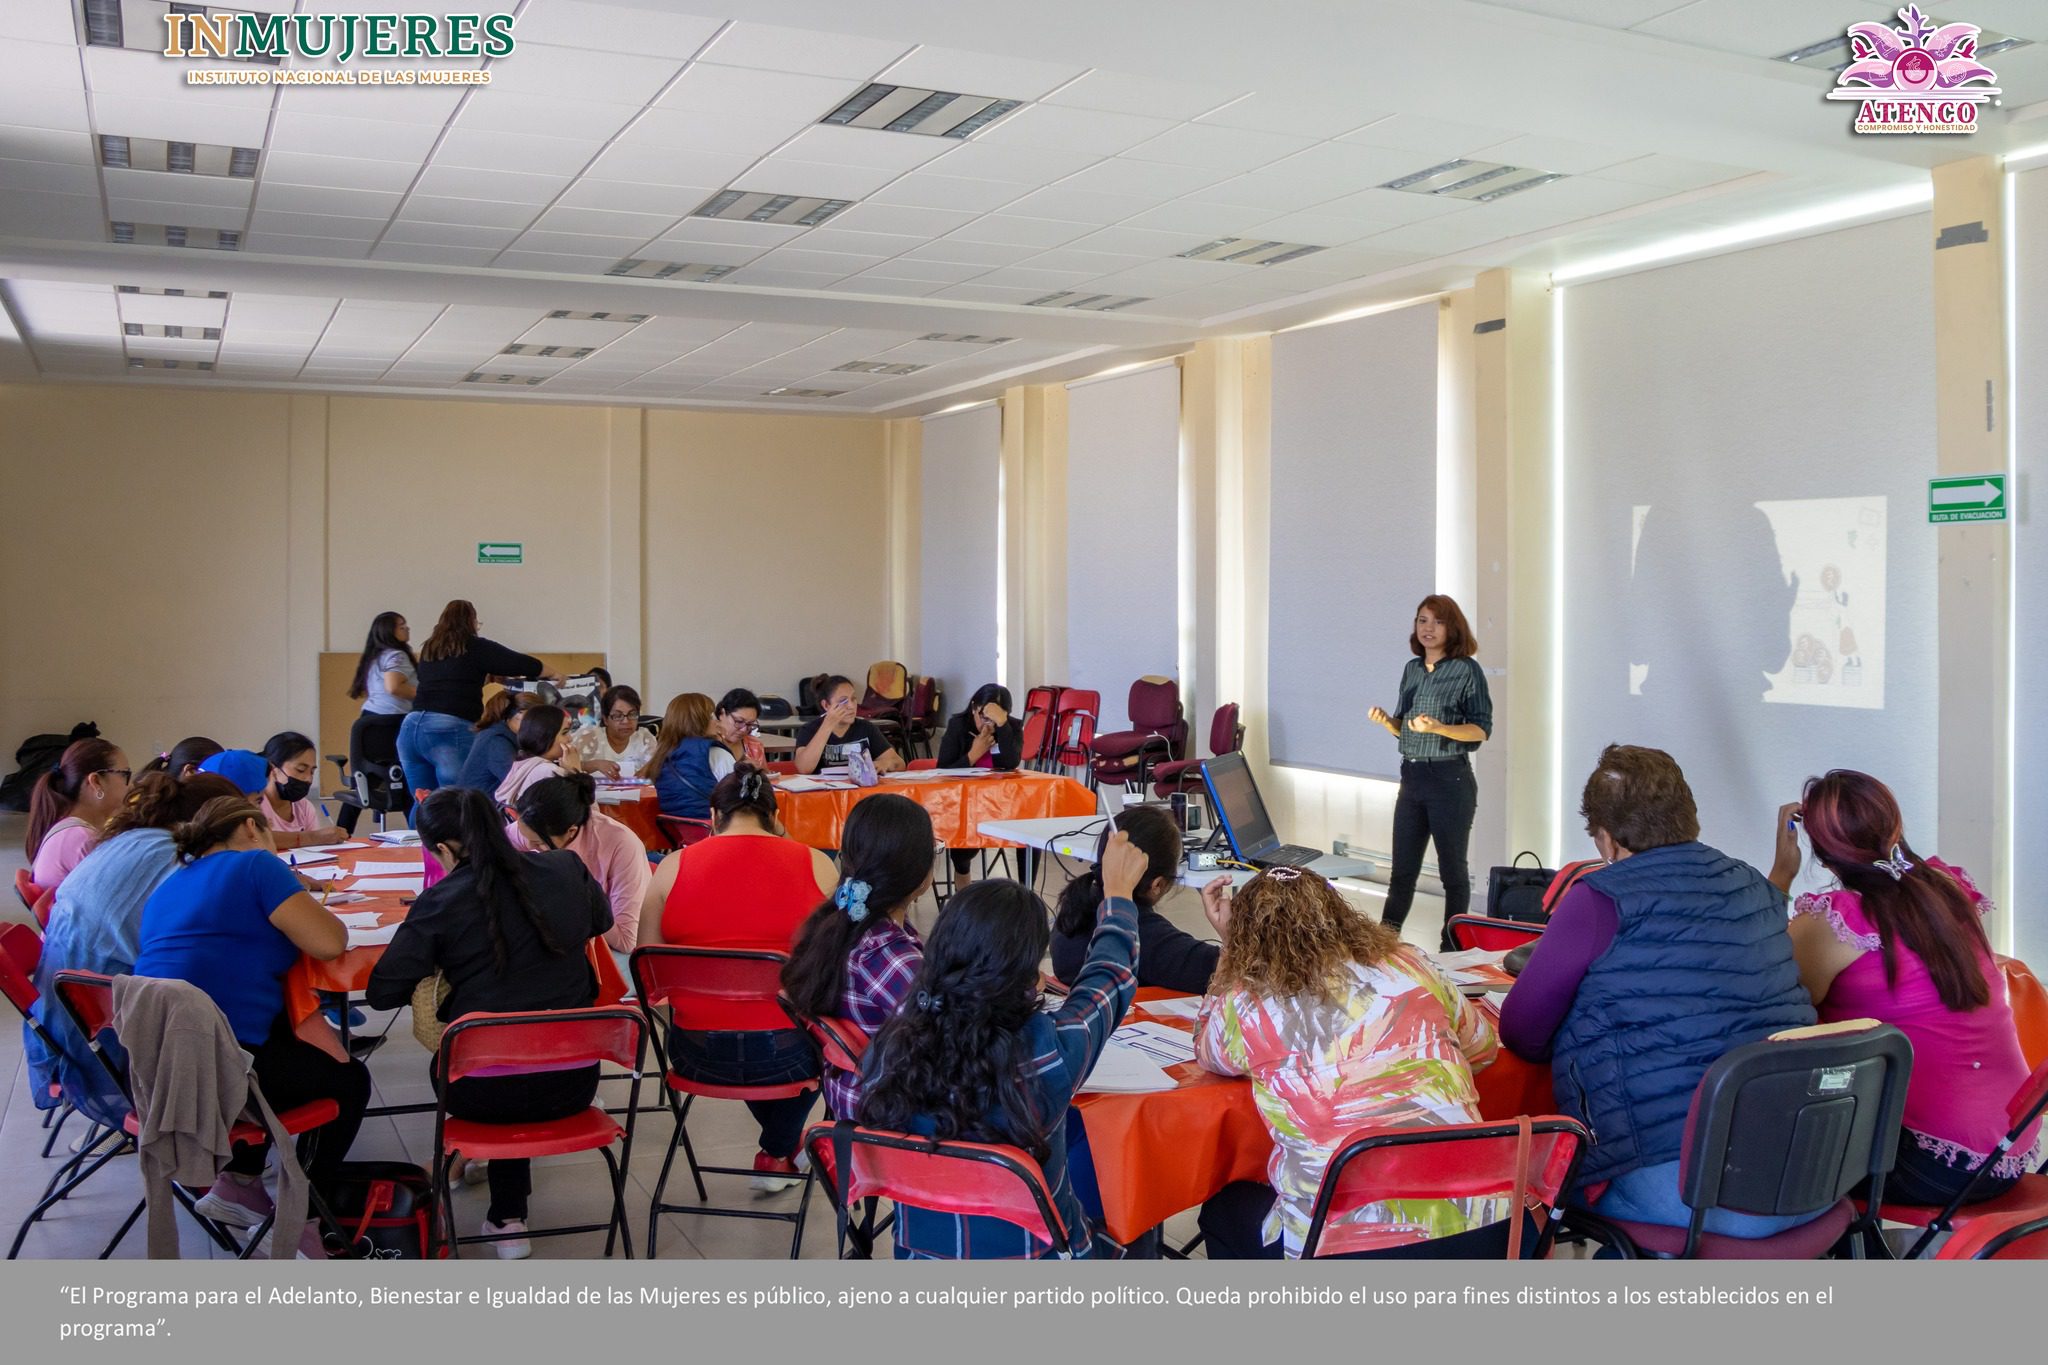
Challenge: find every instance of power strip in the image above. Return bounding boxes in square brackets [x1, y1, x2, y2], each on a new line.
[1187, 849, 1224, 872]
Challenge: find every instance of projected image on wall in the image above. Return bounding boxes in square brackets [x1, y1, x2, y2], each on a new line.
[1627, 495, 1886, 710]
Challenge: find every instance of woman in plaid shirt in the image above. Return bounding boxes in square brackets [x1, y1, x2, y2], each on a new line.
[858, 834, 1150, 1258]
[780, 794, 937, 1117]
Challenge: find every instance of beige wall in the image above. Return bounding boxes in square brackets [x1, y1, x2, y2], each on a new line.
[643, 409, 891, 707]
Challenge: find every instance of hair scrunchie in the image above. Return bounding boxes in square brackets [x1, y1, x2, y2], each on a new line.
[915, 989, 944, 1014]
[835, 878, 871, 922]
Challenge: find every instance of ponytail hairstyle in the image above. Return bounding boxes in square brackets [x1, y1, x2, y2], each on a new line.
[515, 773, 598, 847]
[858, 879, 1053, 1159]
[645, 692, 715, 776]
[1052, 804, 1181, 939]
[1798, 769, 1990, 1011]
[26, 738, 123, 859]
[419, 599, 479, 664]
[781, 794, 935, 1016]
[170, 795, 265, 864]
[514, 705, 567, 759]
[348, 611, 416, 699]
[414, 785, 558, 972]
[100, 772, 241, 845]
[473, 688, 535, 733]
[708, 763, 778, 832]
[812, 674, 855, 711]
[140, 736, 223, 779]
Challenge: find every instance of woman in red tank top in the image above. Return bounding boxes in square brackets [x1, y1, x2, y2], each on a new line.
[640, 765, 839, 1183]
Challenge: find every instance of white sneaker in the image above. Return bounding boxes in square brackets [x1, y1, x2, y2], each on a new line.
[458, 1157, 490, 1187]
[194, 1174, 273, 1229]
[480, 1217, 531, 1259]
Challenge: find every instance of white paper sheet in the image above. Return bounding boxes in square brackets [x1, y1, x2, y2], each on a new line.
[358, 860, 424, 875]
[370, 830, 422, 845]
[1077, 1040, 1177, 1094]
[1138, 996, 1205, 1021]
[278, 850, 334, 867]
[349, 876, 423, 893]
[297, 842, 368, 855]
[776, 776, 855, 792]
[297, 865, 350, 882]
[345, 922, 402, 948]
[1111, 1023, 1198, 1066]
[333, 911, 384, 929]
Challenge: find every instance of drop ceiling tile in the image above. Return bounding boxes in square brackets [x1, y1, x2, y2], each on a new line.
[0, 126, 93, 167]
[372, 242, 505, 267]
[455, 93, 642, 141]
[609, 107, 795, 159]
[1120, 199, 1276, 235]
[1362, 212, 1526, 257]
[491, 249, 622, 274]
[393, 196, 543, 229]
[585, 142, 758, 187]
[945, 214, 1091, 249]
[1339, 114, 1513, 159]
[774, 124, 955, 173]
[699, 24, 911, 79]
[654, 217, 807, 248]
[1237, 211, 1389, 245]
[271, 112, 445, 161]
[501, 1, 725, 58]
[411, 164, 574, 205]
[1630, 0, 1858, 58]
[259, 151, 424, 194]
[1062, 223, 1214, 256]
[243, 233, 377, 260]
[1468, 133, 1640, 175]
[656, 62, 854, 125]
[934, 282, 1047, 305]
[0, 4, 75, 42]
[758, 247, 883, 275]
[969, 265, 1102, 291]
[1597, 154, 1752, 190]
[999, 184, 1157, 225]
[107, 198, 250, 231]
[88, 92, 272, 148]
[516, 319, 642, 347]
[83, 45, 270, 106]
[1308, 186, 1482, 227]
[898, 237, 1041, 266]
[115, 293, 228, 327]
[0, 158, 98, 195]
[792, 227, 927, 258]
[873, 47, 1087, 101]
[102, 167, 256, 210]
[822, 201, 979, 237]
[530, 204, 678, 238]
[271, 79, 472, 124]
[1478, 0, 1695, 23]
[634, 238, 770, 267]
[852, 257, 988, 284]
[829, 276, 946, 297]
[510, 229, 650, 257]
[471, 352, 579, 375]
[1052, 157, 1232, 200]
[434, 128, 605, 177]
[1042, 70, 1243, 121]
[1013, 247, 1157, 276]
[1195, 90, 1394, 139]
[248, 209, 387, 240]
[483, 43, 686, 106]
[730, 157, 905, 200]
[556, 178, 721, 215]
[1124, 123, 1318, 173]
[923, 139, 1105, 186]
[867, 173, 1029, 212]
[1081, 258, 1249, 291]
[974, 103, 1177, 157]
[255, 184, 406, 219]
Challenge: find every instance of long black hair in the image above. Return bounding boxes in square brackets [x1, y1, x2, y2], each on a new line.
[1052, 803, 1180, 939]
[709, 763, 778, 831]
[515, 704, 567, 759]
[347, 611, 416, 699]
[260, 730, 317, 773]
[516, 772, 597, 845]
[781, 794, 934, 1016]
[414, 786, 561, 972]
[858, 879, 1053, 1159]
[140, 736, 222, 779]
[953, 682, 1012, 726]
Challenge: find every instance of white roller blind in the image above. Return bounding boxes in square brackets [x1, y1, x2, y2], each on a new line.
[919, 404, 1001, 719]
[2015, 167, 2048, 958]
[1066, 362, 1182, 733]
[1560, 213, 1937, 882]
[1268, 303, 1438, 779]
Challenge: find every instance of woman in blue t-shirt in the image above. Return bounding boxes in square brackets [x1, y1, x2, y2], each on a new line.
[131, 794, 367, 1246]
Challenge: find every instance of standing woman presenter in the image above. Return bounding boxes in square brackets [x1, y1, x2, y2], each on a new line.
[1367, 595, 1492, 934]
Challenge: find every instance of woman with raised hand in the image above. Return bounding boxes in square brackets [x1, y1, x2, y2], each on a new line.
[1050, 803, 1217, 995]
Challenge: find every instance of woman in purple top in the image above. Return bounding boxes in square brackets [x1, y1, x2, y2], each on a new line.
[1773, 770, 2038, 1207]
[780, 794, 935, 1118]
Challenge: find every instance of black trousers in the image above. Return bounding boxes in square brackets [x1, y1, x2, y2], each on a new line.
[1382, 756, 1478, 931]
[439, 1064, 601, 1224]
[229, 1015, 371, 1196]
[1197, 1180, 1541, 1259]
[665, 1027, 819, 1158]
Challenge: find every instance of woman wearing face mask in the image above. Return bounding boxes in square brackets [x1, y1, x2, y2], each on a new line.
[26, 737, 133, 892]
[794, 674, 903, 777]
[508, 773, 649, 962]
[253, 731, 346, 850]
[572, 685, 655, 779]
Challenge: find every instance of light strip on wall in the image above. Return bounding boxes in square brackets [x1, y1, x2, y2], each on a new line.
[2005, 141, 2048, 170]
[1277, 292, 1446, 335]
[1550, 182, 1933, 285]
[995, 400, 1008, 692]
[1551, 286, 1567, 865]
[2003, 170, 2020, 958]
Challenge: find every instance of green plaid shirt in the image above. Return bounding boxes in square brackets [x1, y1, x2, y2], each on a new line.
[1392, 656, 1493, 761]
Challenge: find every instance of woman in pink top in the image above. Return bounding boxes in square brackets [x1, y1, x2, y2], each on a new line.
[254, 732, 345, 850]
[493, 705, 576, 807]
[507, 773, 649, 957]
[26, 737, 131, 891]
[1772, 769, 2040, 1208]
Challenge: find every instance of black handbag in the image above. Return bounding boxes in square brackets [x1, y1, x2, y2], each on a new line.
[326, 1161, 437, 1259]
[1486, 851, 1555, 924]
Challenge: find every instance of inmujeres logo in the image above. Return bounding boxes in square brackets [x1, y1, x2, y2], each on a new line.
[163, 12, 513, 86]
[1827, 5, 2000, 134]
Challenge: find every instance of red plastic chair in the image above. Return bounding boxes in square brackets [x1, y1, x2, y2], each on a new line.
[1864, 1054, 2048, 1259]
[766, 760, 798, 776]
[1018, 711, 1053, 772]
[13, 868, 44, 911]
[906, 757, 939, 771]
[433, 1005, 644, 1259]
[631, 946, 821, 1258]
[803, 1120, 1074, 1259]
[39, 971, 342, 1259]
[0, 922, 96, 1165]
[1302, 1115, 1590, 1258]
[1444, 916, 1546, 952]
[776, 994, 870, 1113]
[1088, 677, 1187, 793]
[655, 814, 714, 852]
[1049, 703, 1097, 775]
[1934, 1208, 2048, 1259]
[902, 676, 942, 758]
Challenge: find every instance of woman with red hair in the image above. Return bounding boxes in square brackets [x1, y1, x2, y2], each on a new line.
[1771, 769, 2039, 1207]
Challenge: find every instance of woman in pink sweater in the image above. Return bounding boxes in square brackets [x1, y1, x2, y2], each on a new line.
[1773, 769, 2039, 1208]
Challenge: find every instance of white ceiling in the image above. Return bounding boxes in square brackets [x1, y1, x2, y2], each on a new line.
[1, 0, 2044, 413]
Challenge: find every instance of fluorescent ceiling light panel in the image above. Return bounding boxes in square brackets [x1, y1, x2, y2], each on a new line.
[126, 357, 215, 370]
[98, 136, 260, 177]
[823, 83, 1025, 139]
[501, 343, 596, 358]
[110, 222, 242, 250]
[1175, 237, 1328, 265]
[1024, 292, 1151, 311]
[832, 360, 926, 375]
[83, 1, 284, 64]
[463, 373, 545, 386]
[763, 386, 846, 397]
[1382, 160, 1568, 201]
[918, 332, 1014, 344]
[547, 310, 650, 322]
[1776, 23, 2029, 72]
[605, 259, 737, 281]
[123, 323, 221, 338]
[118, 285, 230, 298]
[691, 191, 855, 227]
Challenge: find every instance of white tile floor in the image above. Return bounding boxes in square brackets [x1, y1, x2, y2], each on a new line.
[0, 805, 1443, 1260]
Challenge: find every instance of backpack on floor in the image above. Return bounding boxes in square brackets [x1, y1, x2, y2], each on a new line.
[0, 722, 100, 811]
[327, 1160, 438, 1259]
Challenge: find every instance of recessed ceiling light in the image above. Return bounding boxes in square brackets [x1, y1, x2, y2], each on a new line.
[1025, 292, 1151, 311]
[109, 222, 241, 250]
[502, 343, 596, 358]
[822, 83, 1026, 139]
[606, 259, 736, 281]
[463, 373, 545, 386]
[1382, 160, 1566, 201]
[691, 190, 852, 227]
[84, 0, 282, 64]
[547, 310, 650, 322]
[1176, 237, 1328, 266]
[99, 136, 260, 176]
[1472, 173, 1566, 203]
[918, 332, 1014, 344]
[832, 360, 927, 375]
[763, 387, 846, 398]
[118, 286, 231, 298]
[1776, 22, 2030, 72]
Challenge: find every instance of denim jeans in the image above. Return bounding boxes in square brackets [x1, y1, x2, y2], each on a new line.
[1590, 1160, 1821, 1239]
[1382, 756, 1478, 930]
[665, 1027, 819, 1158]
[397, 711, 475, 800]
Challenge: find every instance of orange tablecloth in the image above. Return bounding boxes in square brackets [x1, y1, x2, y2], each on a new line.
[603, 786, 664, 850]
[775, 770, 1097, 850]
[1073, 988, 1549, 1245]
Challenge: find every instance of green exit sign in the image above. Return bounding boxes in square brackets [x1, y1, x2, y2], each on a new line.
[477, 542, 523, 564]
[1928, 474, 2006, 524]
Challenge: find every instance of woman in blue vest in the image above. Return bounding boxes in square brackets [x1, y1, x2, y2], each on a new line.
[649, 692, 729, 821]
[1498, 743, 1818, 1238]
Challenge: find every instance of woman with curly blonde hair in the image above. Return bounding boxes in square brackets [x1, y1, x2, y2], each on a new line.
[1194, 867, 1501, 1259]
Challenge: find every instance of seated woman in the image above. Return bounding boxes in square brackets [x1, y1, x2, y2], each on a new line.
[1499, 744, 1817, 1239]
[1050, 803, 1216, 995]
[936, 684, 1022, 884]
[648, 693, 728, 822]
[793, 674, 904, 777]
[26, 737, 131, 891]
[26, 770, 240, 1129]
[367, 786, 613, 1259]
[1776, 769, 2040, 1207]
[1195, 868, 1500, 1259]
[131, 795, 366, 1255]
[493, 705, 579, 807]
[508, 773, 649, 962]
[458, 690, 535, 795]
[713, 688, 768, 769]
[858, 842, 1144, 1259]
[573, 684, 655, 778]
[639, 765, 838, 1185]
[140, 736, 222, 781]
[779, 794, 935, 1117]
[253, 731, 347, 850]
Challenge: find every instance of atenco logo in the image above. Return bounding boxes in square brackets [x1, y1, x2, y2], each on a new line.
[161, 12, 516, 64]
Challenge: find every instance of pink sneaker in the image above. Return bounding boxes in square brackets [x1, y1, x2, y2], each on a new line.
[194, 1174, 272, 1229]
